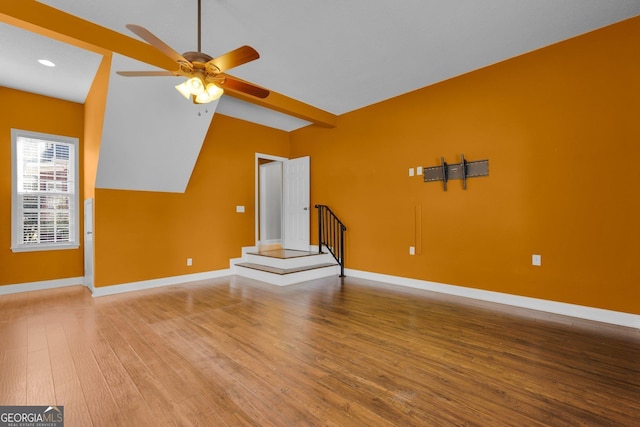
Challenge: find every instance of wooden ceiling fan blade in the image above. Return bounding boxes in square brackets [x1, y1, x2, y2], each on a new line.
[116, 71, 176, 77]
[207, 46, 260, 73]
[126, 24, 191, 68]
[220, 76, 270, 99]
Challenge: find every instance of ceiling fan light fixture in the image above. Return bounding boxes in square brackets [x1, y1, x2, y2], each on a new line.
[176, 77, 221, 103]
[195, 83, 224, 103]
[175, 76, 206, 98]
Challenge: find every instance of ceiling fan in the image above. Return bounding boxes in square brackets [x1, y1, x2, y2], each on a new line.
[116, 0, 269, 104]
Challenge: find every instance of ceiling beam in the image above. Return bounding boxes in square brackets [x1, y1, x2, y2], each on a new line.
[0, 0, 337, 128]
[219, 73, 338, 127]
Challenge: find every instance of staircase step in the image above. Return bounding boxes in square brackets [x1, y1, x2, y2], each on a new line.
[235, 262, 337, 275]
[244, 250, 334, 269]
[231, 246, 341, 286]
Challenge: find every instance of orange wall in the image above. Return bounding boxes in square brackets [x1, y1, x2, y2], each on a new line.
[0, 87, 85, 285]
[93, 114, 289, 287]
[291, 17, 640, 315]
[3, 17, 639, 316]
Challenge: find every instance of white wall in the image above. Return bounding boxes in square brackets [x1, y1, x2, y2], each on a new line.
[97, 54, 217, 193]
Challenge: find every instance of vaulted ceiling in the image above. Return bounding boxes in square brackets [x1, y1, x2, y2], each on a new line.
[3, 0, 640, 132]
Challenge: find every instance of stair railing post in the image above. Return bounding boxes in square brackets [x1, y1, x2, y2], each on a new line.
[315, 204, 323, 254]
[340, 225, 345, 277]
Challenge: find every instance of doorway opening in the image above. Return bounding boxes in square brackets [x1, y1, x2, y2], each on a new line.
[255, 153, 286, 251]
[255, 153, 310, 251]
[259, 158, 283, 250]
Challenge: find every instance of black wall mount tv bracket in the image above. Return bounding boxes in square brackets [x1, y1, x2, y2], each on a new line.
[423, 154, 489, 191]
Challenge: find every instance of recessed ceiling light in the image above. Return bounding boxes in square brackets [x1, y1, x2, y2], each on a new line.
[38, 59, 56, 67]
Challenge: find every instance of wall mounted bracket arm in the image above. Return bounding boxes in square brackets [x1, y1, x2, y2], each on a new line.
[423, 155, 489, 191]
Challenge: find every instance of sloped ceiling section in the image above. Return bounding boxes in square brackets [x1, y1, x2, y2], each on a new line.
[97, 53, 217, 193]
[0, 22, 102, 103]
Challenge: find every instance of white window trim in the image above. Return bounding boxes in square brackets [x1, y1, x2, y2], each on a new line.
[11, 129, 80, 253]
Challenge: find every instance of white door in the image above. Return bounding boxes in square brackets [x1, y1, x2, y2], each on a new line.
[283, 156, 310, 251]
[83, 198, 94, 290]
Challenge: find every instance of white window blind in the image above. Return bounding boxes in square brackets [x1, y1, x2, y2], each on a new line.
[11, 129, 79, 252]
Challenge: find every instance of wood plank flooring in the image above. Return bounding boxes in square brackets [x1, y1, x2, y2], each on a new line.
[0, 276, 639, 426]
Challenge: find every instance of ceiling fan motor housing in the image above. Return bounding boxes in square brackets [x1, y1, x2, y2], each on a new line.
[183, 51, 214, 64]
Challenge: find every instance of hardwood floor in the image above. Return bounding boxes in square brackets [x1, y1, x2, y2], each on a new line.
[1, 276, 639, 426]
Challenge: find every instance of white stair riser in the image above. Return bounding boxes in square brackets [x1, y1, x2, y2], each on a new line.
[234, 264, 340, 286]
[244, 252, 335, 269]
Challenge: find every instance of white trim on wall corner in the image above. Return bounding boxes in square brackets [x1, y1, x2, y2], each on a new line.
[0, 277, 84, 295]
[91, 269, 232, 297]
[85, 281, 95, 294]
[345, 269, 640, 330]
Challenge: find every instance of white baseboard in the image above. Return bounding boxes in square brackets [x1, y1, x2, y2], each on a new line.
[3, 268, 637, 330]
[346, 269, 640, 330]
[0, 277, 84, 295]
[91, 269, 232, 297]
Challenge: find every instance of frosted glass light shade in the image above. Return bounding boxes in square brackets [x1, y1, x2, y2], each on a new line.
[175, 78, 223, 103]
[194, 83, 224, 103]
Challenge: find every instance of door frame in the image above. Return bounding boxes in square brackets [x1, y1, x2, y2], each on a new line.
[255, 153, 288, 247]
[259, 161, 283, 246]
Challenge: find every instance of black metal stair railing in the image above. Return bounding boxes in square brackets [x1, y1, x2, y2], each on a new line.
[315, 204, 347, 277]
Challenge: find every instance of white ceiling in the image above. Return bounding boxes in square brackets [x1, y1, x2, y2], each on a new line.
[2, 0, 640, 131]
[0, 22, 103, 103]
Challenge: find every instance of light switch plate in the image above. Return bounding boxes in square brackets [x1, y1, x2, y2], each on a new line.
[532, 254, 541, 266]
[236, 205, 245, 213]
[409, 168, 415, 177]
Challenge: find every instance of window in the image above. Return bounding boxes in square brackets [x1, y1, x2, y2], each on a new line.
[11, 129, 79, 252]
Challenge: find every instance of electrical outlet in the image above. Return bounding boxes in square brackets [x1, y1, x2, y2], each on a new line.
[236, 205, 245, 213]
[532, 254, 541, 266]
[187, 258, 193, 266]
[409, 246, 415, 255]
